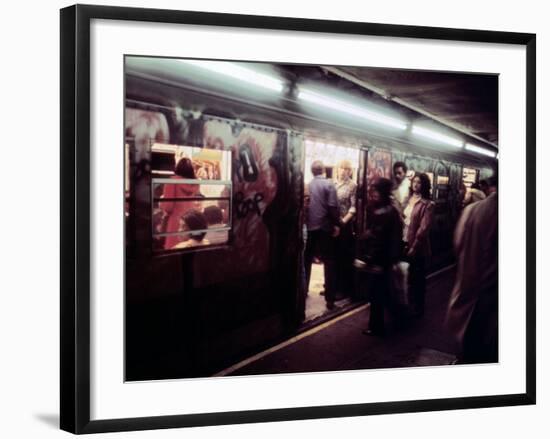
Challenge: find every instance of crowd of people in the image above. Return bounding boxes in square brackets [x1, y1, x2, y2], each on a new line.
[303, 159, 435, 318]
[303, 159, 498, 364]
[160, 153, 497, 363]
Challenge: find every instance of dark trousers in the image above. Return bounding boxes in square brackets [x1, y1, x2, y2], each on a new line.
[408, 254, 426, 314]
[367, 270, 391, 334]
[462, 286, 498, 363]
[304, 229, 337, 303]
[335, 222, 355, 297]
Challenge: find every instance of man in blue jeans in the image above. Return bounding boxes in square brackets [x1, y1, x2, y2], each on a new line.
[304, 160, 340, 309]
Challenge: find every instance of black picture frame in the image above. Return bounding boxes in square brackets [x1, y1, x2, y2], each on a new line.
[60, 4, 536, 434]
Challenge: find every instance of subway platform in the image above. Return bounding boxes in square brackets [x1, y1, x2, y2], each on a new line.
[214, 266, 459, 377]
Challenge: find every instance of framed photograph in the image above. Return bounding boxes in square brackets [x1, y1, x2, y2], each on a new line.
[60, 4, 536, 434]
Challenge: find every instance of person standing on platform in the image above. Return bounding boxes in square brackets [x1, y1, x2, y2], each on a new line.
[334, 159, 357, 299]
[446, 176, 498, 364]
[463, 182, 486, 207]
[403, 172, 435, 317]
[392, 161, 410, 212]
[304, 160, 340, 310]
[357, 178, 403, 336]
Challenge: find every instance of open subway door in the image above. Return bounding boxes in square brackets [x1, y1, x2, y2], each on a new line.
[301, 139, 364, 322]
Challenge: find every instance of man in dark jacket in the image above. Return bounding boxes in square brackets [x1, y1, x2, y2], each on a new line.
[304, 160, 341, 309]
[358, 177, 403, 335]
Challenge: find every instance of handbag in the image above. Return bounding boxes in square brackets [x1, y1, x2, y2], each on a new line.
[390, 261, 409, 306]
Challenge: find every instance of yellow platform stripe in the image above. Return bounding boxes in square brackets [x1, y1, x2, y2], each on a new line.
[213, 304, 369, 377]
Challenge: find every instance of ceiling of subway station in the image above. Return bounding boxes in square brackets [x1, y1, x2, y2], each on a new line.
[126, 57, 499, 152]
[325, 66, 499, 147]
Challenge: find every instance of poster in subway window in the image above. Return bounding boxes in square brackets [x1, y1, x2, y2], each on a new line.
[366, 149, 392, 199]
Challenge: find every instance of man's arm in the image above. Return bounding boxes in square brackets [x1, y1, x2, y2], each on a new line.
[341, 183, 357, 224]
[327, 185, 340, 224]
[453, 203, 473, 254]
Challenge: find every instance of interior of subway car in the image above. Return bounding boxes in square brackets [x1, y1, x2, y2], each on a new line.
[124, 57, 497, 380]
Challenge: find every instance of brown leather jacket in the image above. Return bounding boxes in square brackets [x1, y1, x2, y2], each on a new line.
[406, 198, 435, 258]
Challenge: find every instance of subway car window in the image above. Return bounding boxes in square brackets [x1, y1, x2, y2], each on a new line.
[151, 144, 232, 252]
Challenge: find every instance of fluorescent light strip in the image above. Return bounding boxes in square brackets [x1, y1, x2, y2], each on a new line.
[179, 60, 284, 93]
[411, 125, 463, 148]
[465, 143, 498, 158]
[152, 143, 177, 153]
[298, 89, 407, 131]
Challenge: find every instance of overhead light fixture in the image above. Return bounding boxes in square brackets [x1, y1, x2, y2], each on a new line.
[411, 125, 463, 148]
[465, 143, 498, 158]
[179, 60, 284, 93]
[297, 88, 408, 131]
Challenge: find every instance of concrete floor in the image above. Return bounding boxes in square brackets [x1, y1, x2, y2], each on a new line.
[223, 266, 460, 377]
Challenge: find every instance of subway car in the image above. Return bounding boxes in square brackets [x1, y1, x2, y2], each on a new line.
[124, 57, 497, 380]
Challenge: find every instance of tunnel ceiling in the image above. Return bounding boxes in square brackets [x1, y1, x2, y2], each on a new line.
[333, 66, 499, 147]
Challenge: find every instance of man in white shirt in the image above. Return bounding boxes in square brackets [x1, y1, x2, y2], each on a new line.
[392, 161, 410, 211]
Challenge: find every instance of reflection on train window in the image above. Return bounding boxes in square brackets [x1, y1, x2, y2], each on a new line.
[150, 144, 232, 252]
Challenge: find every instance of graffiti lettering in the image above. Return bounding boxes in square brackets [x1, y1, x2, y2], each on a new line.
[238, 143, 259, 182]
[234, 192, 264, 218]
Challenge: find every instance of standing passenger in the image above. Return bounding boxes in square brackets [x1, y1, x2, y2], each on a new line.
[463, 182, 486, 207]
[357, 178, 403, 335]
[403, 173, 435, 317]
[392, 161, 410, 212]
[304, 161, 340, 310]
[334, 160, 357, 298]
[446, 176, 498, 363]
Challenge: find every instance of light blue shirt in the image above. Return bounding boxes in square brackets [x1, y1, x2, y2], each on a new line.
[306, 176, 339, 232]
